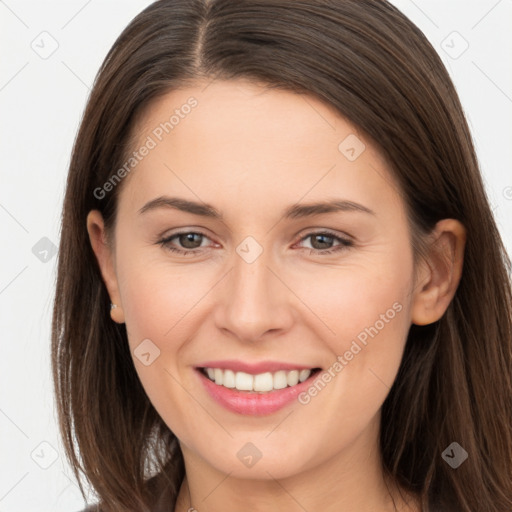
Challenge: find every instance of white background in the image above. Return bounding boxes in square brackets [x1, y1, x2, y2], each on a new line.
[1, 1, 511, 510]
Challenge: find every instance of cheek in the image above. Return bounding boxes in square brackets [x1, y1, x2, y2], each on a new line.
[115, 260, 212, 439]
[292, 257, 412, 359]
[117, 251, 211, 344]
[291, 246, 414, 413]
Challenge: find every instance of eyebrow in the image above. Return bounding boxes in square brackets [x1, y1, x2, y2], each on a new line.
[138, 196, 375, 219]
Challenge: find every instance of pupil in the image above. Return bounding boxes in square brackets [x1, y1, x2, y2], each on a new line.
[313, 234, 332, 249]
[181, 233, 201, 249]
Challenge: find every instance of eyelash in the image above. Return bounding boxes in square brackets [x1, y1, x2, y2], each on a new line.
[157, 230, 354, 256]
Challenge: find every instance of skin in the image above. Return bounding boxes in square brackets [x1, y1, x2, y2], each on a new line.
[87, 79, 466, 512]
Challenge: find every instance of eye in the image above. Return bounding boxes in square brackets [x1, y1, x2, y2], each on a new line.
[295, 231, 354, 255]
[157, 229, 353, 257]
[158, 231, 213, 256]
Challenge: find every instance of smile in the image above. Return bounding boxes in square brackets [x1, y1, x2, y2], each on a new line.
[195, 363, 322, 416]
[201, 367, 318, 392]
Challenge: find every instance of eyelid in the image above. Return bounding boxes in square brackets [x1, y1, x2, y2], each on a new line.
[157, 227, 352, 245]
[157, 227, 213, 242]
[293, 227, 353, 243]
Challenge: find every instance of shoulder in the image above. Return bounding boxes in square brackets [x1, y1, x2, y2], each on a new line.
[76, 505, 100, 512]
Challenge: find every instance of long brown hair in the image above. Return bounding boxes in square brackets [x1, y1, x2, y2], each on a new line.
[52, 1, 512, 510]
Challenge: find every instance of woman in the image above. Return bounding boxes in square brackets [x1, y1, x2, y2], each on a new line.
[52, 1, 512, 511]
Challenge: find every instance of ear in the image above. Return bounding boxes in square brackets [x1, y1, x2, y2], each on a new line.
[86, 210, 125, 324]
[411, 219, 466, 326]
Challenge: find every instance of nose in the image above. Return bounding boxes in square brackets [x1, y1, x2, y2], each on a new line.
[213, 243, 294, 343]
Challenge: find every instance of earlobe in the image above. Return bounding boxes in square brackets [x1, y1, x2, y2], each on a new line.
[86, 210, 125, 324]
[411, 219, 466, 326]
[109, 302, 124, 324]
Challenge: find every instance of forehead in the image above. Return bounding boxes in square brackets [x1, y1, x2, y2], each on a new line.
[136, 78, 348, 158]
[117, 79, 402, 222]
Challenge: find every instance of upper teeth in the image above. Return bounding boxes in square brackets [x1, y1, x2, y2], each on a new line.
[204, 368, 313, 392]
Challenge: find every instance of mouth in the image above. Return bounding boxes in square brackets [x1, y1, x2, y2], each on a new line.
[193, 359, 324, 415]
[197, 366, 322, 394]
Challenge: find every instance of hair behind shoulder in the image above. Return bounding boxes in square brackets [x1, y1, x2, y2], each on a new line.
[52, 1, 512, 510]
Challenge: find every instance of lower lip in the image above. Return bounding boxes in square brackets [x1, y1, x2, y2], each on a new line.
[195, 368, 320, 416]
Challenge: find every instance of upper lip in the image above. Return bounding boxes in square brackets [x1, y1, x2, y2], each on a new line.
[196, 360, 320, 375]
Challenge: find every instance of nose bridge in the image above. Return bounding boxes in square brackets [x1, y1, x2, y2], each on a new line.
[216, 236, 291, 341]
[232, 240, 277, 313]
[233, 244, 271, 301]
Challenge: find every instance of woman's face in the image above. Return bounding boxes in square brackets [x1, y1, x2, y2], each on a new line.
[91, 79, 421, 480]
